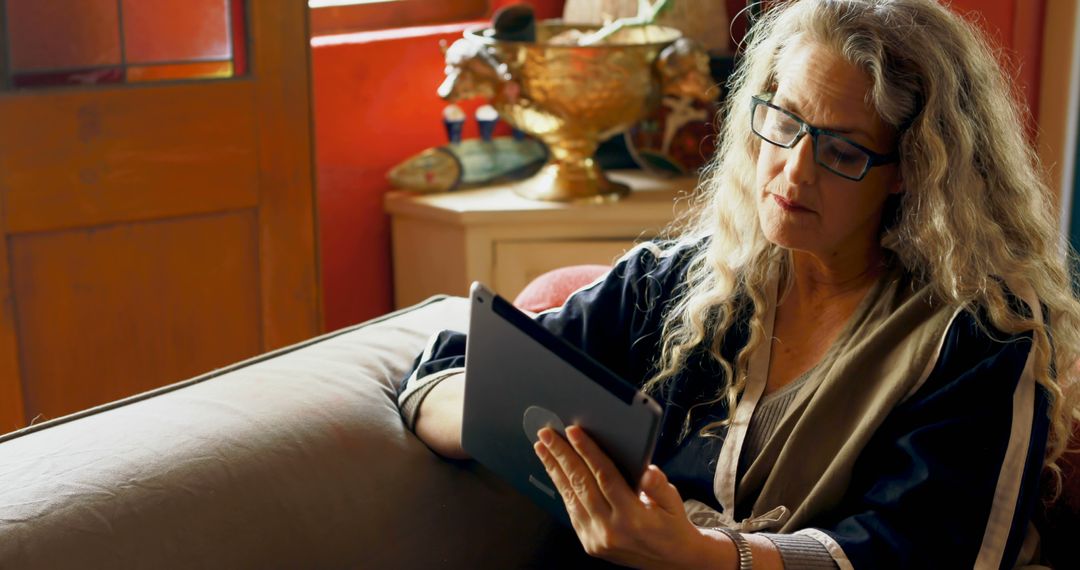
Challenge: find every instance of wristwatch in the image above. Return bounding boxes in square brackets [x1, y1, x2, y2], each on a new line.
[713, 527, 753, 570]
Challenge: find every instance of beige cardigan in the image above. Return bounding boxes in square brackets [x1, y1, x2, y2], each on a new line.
[684, 265, 1040, 570]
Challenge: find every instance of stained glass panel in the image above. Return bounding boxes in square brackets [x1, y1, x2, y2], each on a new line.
[127, 61, 233, 83]
[7, 0, 121, 71]
[11, 67, 123, 88]
[122, 0, 231, 64]
[3, 0, 245, 89]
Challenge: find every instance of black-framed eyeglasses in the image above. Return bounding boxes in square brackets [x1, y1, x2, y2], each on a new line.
[750, 93, 898, 181]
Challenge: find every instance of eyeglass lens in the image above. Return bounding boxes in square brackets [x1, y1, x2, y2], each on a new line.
[752, 102, 870, 180]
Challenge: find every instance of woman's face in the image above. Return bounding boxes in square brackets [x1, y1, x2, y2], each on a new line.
[754, 41, 900, 265]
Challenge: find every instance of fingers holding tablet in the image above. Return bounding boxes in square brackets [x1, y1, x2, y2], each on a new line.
[536, 426, 613, 520]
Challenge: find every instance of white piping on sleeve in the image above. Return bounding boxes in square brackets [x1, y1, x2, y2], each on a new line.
[794, 528, 855, 570]
[975, 283, 1042, 569]
[902, 305, 965, 403]
[712, 268, 779, 520]
[973, 338, 1037, 570]
[398, 367, 466, 430]
[398, 331, 445, 400]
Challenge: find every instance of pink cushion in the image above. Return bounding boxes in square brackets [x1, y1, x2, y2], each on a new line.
[512, 265, 610, 313]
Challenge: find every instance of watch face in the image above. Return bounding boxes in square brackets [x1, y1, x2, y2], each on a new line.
[625, 94, 720, 177]
[387, 147, 462, 192]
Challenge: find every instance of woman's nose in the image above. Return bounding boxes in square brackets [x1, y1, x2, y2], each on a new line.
[783, 135, 817, 185]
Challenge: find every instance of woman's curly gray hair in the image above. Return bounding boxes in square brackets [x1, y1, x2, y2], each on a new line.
[647, 0, 1080, 493]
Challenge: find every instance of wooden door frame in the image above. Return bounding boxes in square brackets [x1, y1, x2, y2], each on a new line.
[0, 201, 24, 431]
[251, 1, 323, 349]
[0, 0, 21, 432]
[1039, 0, 1080, 223]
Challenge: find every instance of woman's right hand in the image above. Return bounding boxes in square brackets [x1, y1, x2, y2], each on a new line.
[413, 372, 471, 460]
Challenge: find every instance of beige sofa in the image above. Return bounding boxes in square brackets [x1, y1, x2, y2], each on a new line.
[0, 296, 606, 569]
[3, 291, 1077, 568]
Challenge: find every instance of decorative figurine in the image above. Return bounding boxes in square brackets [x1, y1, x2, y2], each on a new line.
[491, 3, 537, 42]
[437, 37, 519, 107]
[392, 2, 714, 198]
[625, 37, 721, 176]
[476, 104, 499, 142]
[387, 103, 547, 193]
[443, 103, 466, 144]
[386, 137, 547, 194]
[576, 0, 674, 46]
[563, 0, 731, 54]
[437, 16, 705, 202]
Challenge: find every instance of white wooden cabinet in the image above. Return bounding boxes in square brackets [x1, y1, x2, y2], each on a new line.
[385, 170, 696, 308]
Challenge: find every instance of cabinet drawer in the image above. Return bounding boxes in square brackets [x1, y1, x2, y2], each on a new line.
[492, 239, 637, 301]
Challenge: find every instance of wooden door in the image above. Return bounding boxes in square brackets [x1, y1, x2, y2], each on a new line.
[0, 1, 320, 432]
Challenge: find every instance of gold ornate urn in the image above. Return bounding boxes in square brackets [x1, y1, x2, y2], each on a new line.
[439, 23, 686, 202]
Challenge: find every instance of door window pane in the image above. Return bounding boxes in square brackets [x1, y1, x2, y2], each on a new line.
[3, 0, 245, 89]
[11, 67, 123, 88]
[127, 61, 233, 83]
[7, 0, 122, 70]
[121, 0, 231, 64]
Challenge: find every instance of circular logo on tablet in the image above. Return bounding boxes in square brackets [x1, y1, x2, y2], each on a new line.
[522, 405, 566, 444]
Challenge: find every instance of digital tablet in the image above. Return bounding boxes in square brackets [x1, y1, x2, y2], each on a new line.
[461, 282, 663, 526]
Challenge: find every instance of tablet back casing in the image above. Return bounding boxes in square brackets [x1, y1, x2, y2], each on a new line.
[462, 282, 662, 526]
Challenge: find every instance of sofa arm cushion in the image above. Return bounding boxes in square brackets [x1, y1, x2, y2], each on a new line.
[0, 296, 588, 568]
[513, 264, 611, 313]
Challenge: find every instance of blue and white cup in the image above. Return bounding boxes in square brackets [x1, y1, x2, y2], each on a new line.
[443, 104, 466, 144]
[476, 104, 499, 142]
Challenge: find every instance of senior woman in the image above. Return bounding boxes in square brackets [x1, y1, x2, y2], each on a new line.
[397, 0, 1080, 568]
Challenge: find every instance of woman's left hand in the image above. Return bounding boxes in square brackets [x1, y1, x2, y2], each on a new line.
[534, 425, 709, 569]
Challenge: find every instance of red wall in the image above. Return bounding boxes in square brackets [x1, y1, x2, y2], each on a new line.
[311, 1, 564, 332]
[953, 0, 1045, 129]
[312, 23, 476, 332]
[311, 0, 1044, 331]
